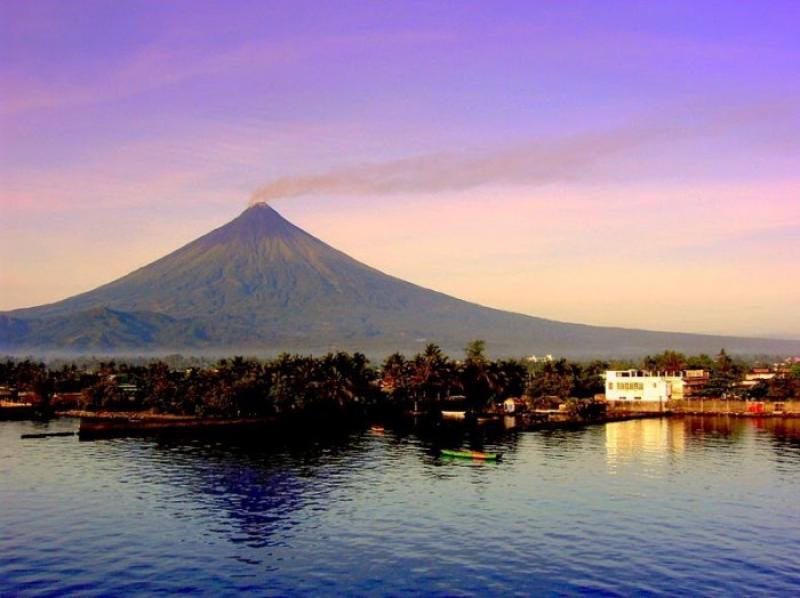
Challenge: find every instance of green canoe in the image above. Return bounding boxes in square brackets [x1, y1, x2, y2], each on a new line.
[441, 449, 502, 461]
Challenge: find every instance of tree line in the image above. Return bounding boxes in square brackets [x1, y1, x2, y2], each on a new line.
[2, 345, 798, 418]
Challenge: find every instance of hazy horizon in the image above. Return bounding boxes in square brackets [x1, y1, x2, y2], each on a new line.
[2, 1, 798, 339]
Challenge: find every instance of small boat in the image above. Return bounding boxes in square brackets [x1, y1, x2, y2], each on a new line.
[441, 449, 502, 461]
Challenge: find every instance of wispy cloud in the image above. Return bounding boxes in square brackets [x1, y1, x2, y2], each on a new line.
[0, 39, 303, 115]
[0, 28, 454, 116]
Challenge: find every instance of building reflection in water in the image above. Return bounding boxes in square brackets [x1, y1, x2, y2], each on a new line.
[605, 415, 800, 474]
[605, 417, 685, 472]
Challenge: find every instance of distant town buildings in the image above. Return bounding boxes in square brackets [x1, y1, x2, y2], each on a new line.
[739, 368, 776, 391]
[527, 355, 554, 363]
[678, 370, 710, 399]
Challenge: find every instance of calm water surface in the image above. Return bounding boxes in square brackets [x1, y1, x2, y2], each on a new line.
[2, 416, 799, 596]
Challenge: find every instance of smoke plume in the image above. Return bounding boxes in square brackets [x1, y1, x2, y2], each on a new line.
[250, 127, 658, 205]
[249, 99, 797, 205]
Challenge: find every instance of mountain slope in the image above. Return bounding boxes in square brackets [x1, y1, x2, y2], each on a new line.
[2, 203, 798, 357]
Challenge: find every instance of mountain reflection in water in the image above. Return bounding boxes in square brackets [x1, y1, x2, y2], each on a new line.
[2, 416, 799, 595]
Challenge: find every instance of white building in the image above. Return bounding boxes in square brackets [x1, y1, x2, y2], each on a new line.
[605, 370, 683, 402]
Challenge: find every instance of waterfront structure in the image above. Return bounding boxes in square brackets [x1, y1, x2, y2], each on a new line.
[604, 370, 709, 402]
[605, 370, 675, 402]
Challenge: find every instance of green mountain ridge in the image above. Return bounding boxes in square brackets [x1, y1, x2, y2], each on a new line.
[2, 203, 798, 357]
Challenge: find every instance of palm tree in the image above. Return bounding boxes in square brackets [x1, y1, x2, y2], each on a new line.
[464, 339, 487, 361]
[381, 352, 412, 407]
[491, 359, 528, 400]
[642, 350, 686, 373]
[412, 344, 450, 404]
[528, 358, 574, 400]
[460, 339, 496, 412]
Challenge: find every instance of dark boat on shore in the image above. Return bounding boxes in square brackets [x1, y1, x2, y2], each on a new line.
[0, 402, 36, 420]
[78, 413, 277, 439]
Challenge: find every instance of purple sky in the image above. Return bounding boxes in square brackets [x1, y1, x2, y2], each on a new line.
[1, 1, 799, 338]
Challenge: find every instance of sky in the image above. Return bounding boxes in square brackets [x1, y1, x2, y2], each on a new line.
[1, 0, 798, 338]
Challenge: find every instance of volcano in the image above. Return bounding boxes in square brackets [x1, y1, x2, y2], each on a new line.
[1, 203, 798, 357]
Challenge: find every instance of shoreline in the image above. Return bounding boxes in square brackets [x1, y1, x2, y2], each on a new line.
[63, 407, 800, 441]
[5, 405, 796, 440]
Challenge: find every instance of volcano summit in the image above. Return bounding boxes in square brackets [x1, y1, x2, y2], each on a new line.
[1, 203, 797, 357]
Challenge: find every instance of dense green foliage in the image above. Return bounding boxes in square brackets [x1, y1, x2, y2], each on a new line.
[2, 345, 798, 418]
[0, 342, 528, 417]
[526, 359, 607, 401]
[379, 342, 528, 413]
